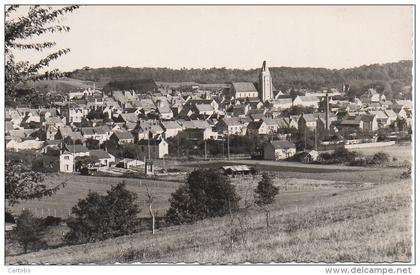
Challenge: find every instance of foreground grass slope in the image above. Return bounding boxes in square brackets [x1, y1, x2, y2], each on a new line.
[7, 178, 411, 264]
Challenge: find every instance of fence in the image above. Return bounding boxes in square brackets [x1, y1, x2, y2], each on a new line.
[344, 141, 396, 149]
[13, 207, 73, 219]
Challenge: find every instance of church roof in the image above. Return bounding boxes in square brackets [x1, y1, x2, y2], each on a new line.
[231, 82, 258, 94]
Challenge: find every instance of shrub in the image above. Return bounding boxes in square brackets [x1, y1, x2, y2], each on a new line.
[14, 210, 45, 253]
[166, 169, 240, 225]
[332, 148, 357, 163]
[65, 182, 140, 244]
[43, 216, 62, 226]
[6, 211, 15, 223]
[254, 173, 279, 206]
[371, 152, 390, 165]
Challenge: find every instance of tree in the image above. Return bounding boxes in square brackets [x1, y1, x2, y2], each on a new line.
[166, 169, 240, 225]
[75, 155, 99, 175]
[65, 182, 140, 244]
[5, 160, 65, 206]
[254, 173, 279, 228]
[14, 210, 44, 254]
[143, 182, 156, 234]
[5, 5, 79, 97]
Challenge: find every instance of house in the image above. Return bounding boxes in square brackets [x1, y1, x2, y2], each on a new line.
[89, 150, 115, 167]
[161, 120, 183, 138]
[261, 118, 279, 133]
[298, 114, 317, 133]
[368, 110, 391, 128]
[267, 98, 293, 110]
[391, 105, 408, 119]
[263, 140, 296, 160]
[215, 117, 249, 135]
[114, 112, 138, 124]
[110, 130, 134, 144]
[384, 109, 398, 124]
[81, 126, 111, 144]
[116, 158, 145, 169]
[293, 96, 319, 108]
[339, 114, 378, 132]
[64, 107, 88, 124]
[230, 104, 250, 117]
[138, 139, 169, 159]
[44, 116, 66, 128]
[157, 105, 174, 120]
[59, 144, 91, 173]
[360, 88, 386, 104]
[229, 82, 259, 99]
[247, 120, 273, 136]
[54, 126, 84, 143]
[193, 104, 214, 118]
[181, 120, 217, 140]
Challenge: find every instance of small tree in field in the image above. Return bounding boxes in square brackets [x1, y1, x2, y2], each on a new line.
[66, 182, 140, 244]
[14, 210, 44, 253]
[166, 168, 240, 225]
[254, 173, 279, 228]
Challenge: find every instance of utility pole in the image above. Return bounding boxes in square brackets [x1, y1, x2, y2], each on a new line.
[147, 133, 151, 160]
[227, 132, 230, 160]
[204, 139, 207, 160]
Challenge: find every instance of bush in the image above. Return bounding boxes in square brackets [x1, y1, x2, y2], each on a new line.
[371, 152, 390, 165]
[14, 210, 45, 253]
[254, 173, 279, 206]
[332, 148, 357, 163]
[65, 182, 140, 244]
[166, 169, 240, 225]
[43, 216, 62, 226]
[5, 211, 15, 223]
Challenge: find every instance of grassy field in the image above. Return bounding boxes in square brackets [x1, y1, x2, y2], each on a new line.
[351, 142, 412, 163]
[8, 175, 182, 219]
[6, 164, 412, 263]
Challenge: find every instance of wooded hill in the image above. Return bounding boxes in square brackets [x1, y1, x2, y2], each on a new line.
[69, 60, 413, 99]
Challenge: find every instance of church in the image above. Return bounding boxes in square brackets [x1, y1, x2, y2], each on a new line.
[228, 60, 276, 102]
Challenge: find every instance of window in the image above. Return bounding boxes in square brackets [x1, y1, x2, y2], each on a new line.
[64, 156, 70, 160]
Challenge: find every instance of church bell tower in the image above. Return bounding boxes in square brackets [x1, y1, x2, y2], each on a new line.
[258, 61, 274, 102]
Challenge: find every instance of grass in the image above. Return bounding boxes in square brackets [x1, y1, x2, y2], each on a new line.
[6, 170, 412, 264]
[351, 142, 412, 163]
[8, 174, 182, 219]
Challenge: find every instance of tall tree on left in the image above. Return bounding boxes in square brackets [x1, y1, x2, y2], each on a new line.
[5, 5, 79, 97]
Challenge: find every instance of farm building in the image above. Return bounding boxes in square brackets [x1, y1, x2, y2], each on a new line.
[221, 165, 254, 176]
[263, 140, 296, 160]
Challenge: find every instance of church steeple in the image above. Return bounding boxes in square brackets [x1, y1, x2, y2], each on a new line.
[258, 60, 273, 102]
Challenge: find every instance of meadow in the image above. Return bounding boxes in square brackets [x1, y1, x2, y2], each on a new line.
[6, 162, 412, 263]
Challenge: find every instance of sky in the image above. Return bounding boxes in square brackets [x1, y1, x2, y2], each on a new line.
[11, 5, 414, 71]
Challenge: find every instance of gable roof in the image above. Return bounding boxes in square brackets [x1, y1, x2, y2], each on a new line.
[269, 140, 296, 149]
[231, 82, 258, 94]
[89, 149, 113, 159]
[161, 120, 183, 130]
[65, 144, 89, 154]
[112, 130, 134, 140]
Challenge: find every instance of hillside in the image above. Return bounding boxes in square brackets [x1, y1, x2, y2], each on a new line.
[7, 176, 411, 264]
[69, 60, 413, 99]
[19, 78, 101, 94]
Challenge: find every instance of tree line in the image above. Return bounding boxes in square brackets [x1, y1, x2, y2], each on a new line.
[69, 60, 413, 99]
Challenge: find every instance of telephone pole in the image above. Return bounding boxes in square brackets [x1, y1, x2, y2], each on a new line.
[204, 139, 207, 160]
[227, 132, 230, 160]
